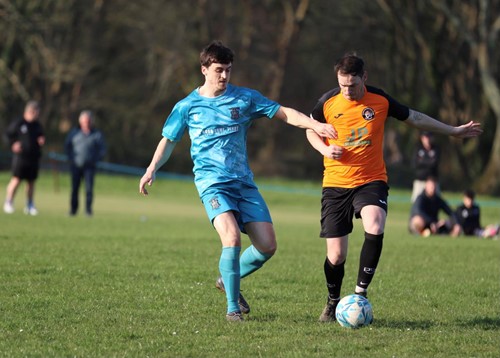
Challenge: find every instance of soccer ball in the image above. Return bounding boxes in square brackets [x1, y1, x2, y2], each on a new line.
[335, 294, 373, 328]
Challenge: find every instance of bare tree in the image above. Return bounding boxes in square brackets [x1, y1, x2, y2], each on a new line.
[376, 0, 499, 193]
[431, 0, 500, 194]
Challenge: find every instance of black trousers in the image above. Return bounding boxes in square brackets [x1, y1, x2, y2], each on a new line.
[70, 164, 96, 215]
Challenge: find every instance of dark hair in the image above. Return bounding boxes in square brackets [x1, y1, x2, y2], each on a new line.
[334, 52, 364, 77]
[200, 40, 234, 67]
[464, 189, 475, 200]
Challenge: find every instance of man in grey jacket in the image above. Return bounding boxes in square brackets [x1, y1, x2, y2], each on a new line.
[65, 110, 106, 216]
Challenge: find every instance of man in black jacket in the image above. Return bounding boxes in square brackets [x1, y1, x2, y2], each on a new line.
[411, 131, 440, 202]
[3, 101, 45, 215]
[409, 176, 459, 236]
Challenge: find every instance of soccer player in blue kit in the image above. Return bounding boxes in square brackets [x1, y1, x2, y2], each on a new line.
[139, 41, 336, 321]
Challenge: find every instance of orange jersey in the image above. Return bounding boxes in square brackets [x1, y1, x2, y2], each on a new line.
[311, 86, 409, 188]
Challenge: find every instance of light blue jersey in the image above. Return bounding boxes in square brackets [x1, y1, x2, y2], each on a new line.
[162, 84, 280, 197]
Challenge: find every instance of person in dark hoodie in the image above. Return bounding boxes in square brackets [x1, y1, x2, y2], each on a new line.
[65, 110, 106, 216]
[408, 176, 460, 236]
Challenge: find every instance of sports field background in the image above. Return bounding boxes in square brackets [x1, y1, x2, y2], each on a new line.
[0, 171, 499, 357]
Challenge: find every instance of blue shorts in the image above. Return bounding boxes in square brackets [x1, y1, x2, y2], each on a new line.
[201, 181, 272, 233]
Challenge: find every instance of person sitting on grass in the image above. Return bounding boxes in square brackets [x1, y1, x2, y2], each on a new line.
[408, 176, 460, 237]
[453, 189, 499, 239]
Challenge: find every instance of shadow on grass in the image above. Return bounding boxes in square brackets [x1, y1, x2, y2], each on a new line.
[372, 318, 434, 330]
[457, 317, 500, 330]
[373, 316, 500, 331]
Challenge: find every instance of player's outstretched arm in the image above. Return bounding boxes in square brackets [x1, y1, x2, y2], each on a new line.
[139, 137, 177, 196]
[306, 129, 343, 160]
[274, 106, 337, 139]
[405, 109, 483, 138]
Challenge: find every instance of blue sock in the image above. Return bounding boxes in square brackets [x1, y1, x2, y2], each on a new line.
[219, 246, 241, 314]
[240, 245, 272, 279]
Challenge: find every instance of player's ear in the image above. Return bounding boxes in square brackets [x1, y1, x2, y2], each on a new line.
[362, 71, 368, 82]
[201, 66, 208, 76]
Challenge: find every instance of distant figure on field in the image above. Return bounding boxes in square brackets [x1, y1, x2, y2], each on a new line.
[408, 177, 459, 236]
[453, 189, 499, 239]
[411, 131, 440, 202]
[64, 110, 106, 216]
[3, 100, 45, 215]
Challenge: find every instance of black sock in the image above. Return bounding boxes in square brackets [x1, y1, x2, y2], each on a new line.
[324, 257, 345, 299]
[357, 232, 384, 290]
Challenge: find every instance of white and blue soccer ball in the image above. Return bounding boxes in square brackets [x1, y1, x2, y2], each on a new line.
[335, 294, 373, 328]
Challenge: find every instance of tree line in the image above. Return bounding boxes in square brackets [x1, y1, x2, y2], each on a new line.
[1, 0, 498, 194]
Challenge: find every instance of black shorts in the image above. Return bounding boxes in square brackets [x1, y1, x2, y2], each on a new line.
[320, 180, 389, 238]
[12, 156, 40, 181]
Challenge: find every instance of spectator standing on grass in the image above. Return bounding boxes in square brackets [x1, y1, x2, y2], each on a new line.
[139, 40, 336, 322]
[411, 131, 440, 202]
[3, 100, 45, 215]
[453, 189, 499, 239]
[65, 110, 106, 217]
[408, 176, 460, 236]
[306, 52, 482, 322]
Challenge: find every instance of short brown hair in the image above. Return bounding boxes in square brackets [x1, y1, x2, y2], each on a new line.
[200, 40, 234, 67]
[334, 52, 364, 77]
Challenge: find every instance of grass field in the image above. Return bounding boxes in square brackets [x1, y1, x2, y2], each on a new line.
[0, 171, 499, 357]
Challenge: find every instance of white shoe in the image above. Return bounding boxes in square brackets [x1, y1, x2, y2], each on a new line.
[24, 206, 38, 216]
[3, 201, 14, 214]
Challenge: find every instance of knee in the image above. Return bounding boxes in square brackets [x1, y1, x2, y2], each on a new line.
[327, 251, 346, 265]
[409, 216, 425, 234]
[223, 235, 242, 247]
[260, 240, 277, 256]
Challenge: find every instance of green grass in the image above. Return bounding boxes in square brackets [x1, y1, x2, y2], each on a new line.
[0, 171, 499, 357]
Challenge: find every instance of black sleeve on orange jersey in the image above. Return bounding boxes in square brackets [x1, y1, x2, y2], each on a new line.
[366, 85, 410, 121]
[310, 88, 340, 123]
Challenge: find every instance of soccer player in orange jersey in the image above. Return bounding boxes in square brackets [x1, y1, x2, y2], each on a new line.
[307, 53, 483, 322]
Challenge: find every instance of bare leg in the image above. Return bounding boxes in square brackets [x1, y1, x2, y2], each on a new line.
[5, 176, 21, 203]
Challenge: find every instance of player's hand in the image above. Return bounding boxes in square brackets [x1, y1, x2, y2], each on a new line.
[314, 122, 337, 139]
[452, 121, 483, 138]
[451, 224, 461, 237]
[139, 170, 155, 196]
[322, 144, 343, 160]
[430, 222, 439, 234]
[11, 141, 22, 153]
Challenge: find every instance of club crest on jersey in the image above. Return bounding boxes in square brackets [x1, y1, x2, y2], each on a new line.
[362, 107, 375, 120]
[210, 197, 221, 210]
[229, 107, 240, 120]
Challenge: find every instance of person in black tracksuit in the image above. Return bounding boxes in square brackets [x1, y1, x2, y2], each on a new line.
[3, 101, 45, 215]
